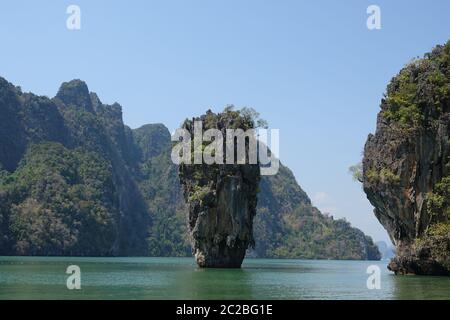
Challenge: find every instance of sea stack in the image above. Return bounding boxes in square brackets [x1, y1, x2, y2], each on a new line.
[178, 108, 261, 268]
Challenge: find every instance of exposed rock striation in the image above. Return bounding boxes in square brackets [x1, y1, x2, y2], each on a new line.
[363, 41, 450, 275]
[178, 109, 261, 268]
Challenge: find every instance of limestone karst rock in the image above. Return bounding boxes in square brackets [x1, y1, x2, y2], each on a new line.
[363, 41, 450, 275]
[0, 78, 149, 256]
[178, 109, 261, 268]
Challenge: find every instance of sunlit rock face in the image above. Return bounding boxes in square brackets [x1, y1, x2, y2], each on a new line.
[363, 42, 450, 275]
[178, 109, 260, 268]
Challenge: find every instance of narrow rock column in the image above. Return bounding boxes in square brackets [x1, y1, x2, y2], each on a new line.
[178, 109, 261, 268]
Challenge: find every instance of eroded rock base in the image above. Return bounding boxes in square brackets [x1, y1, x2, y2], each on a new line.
[388, 256, 450, 276]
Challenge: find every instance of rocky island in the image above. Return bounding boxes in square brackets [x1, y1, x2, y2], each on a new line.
[363, 41, 450, 275]
[178, 109, 261, 267]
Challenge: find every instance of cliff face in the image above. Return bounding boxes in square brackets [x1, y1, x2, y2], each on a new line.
[178, 110, 260, 268]
[133, 124, 190, 257]
[0, 78, 149, 256]
[363, 41, 450, 275]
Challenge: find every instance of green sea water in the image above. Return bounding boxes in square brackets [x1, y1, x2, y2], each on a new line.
[0, 257, 449, 300]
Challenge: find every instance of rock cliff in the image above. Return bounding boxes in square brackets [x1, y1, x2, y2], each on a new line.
[178, 109, 260, 267]
[363, 41, 450, 275]
[0, 79, 149, 256]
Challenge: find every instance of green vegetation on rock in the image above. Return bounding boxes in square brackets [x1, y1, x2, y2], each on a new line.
[254, 165, 380, 260]
[363, 41, 450, 275]
[1, 143, 118, 255]
[382, 41, 450, 129]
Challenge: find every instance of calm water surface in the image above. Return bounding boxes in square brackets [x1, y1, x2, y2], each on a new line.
[1, 257, 449, 300]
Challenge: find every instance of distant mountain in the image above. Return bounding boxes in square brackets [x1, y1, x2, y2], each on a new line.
[375, 241, 395, 260]
[0, 77, 380, 260]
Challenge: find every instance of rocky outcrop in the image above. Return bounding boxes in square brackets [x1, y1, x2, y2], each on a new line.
[363, 41, 450, 275]
[179, 109, 260, 268]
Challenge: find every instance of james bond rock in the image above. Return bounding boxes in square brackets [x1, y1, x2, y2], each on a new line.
[178, 108, 261, 268]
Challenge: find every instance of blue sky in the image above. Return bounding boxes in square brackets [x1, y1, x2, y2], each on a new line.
[1, 0, 449, 243]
